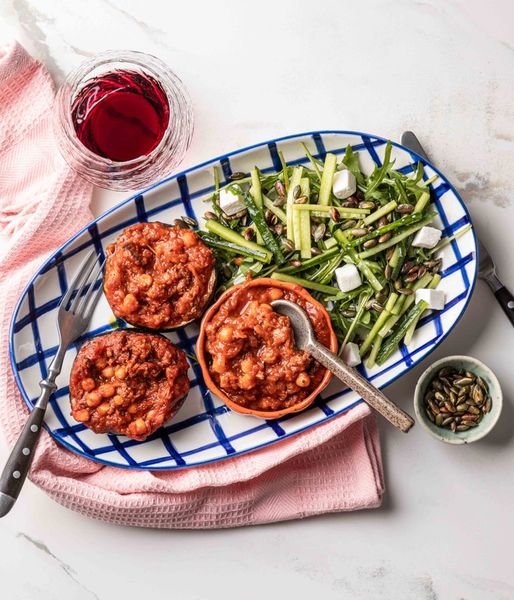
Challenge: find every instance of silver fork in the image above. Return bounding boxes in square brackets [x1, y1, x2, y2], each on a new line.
[0, 250, 104, 517]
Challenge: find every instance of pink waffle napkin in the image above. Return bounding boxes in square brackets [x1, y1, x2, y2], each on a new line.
[0, 41, 384, 528]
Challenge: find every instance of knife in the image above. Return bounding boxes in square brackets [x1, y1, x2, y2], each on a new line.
[401, 131, 514, 326]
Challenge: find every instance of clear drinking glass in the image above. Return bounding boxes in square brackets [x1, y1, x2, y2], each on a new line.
[54, 50, 194, 191]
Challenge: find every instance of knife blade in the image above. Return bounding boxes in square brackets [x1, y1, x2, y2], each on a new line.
[401, 131, 514, 326]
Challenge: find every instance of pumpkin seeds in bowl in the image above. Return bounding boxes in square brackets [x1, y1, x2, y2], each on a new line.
[414, 356, 502, 444]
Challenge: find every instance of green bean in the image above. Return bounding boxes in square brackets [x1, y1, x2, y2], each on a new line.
[360, 292, 399, 356]
[200, 233, 271, 262]
[242, 192, 284, 263]
[204, 220, 272, 262]
[278, 247, 339, 274]
[318, 153, 337, 205]
[376, 301, 428, 365]
[271, 272, 340, 295]
[363, 200, 397, 225]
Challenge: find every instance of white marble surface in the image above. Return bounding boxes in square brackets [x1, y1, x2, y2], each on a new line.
[1, 1, 514, 599]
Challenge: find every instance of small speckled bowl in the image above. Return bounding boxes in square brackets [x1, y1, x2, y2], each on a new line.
[414, 355, 502, 444]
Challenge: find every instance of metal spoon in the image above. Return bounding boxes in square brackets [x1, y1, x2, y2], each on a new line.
[271, 300, 415, 432]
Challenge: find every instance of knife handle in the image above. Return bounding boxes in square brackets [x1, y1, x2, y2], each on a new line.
[494, 285, 514, 326]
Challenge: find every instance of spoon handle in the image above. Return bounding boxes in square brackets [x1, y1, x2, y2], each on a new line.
[308, 341, 415, 432]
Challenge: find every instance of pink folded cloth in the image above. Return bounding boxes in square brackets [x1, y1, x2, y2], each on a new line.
[0, 41, 384, 528]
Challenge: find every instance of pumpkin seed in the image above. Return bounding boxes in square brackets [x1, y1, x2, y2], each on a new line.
[423, 260, 439, 269]
[293, 184, 301, 199]
[366, 300, 383, 312]
[363, 239, 378, 249]
[230, 171, 247, 180]
[455, 377, 475, 387]
[417, 266, 428, 279]
[378, 232, 392, 244]
[340, 219, 357, 231]
[275, 180, 286, 197]
[456, 425, 470, 431]
[243, 228, 255, 241]
[313, 223, 326, 242]
[428, 400, 440, 414]
[461, 414, 478, 421]
[329, 207, 340, 222]
[341, 198, 358, 208]
[181, 215, 198, 227]
[281, 238, 294, 252]
[477, 376, 488, 392]
[294, 195, 308, 205]
[350, 228, 368, 238]
[432, 380, 443, 391]
[174, 218, 190, 229]
[398, 287, 414, 296]
[289, 259, 301, 268]
[359, 201, 376, 209]
[374, 290, 387, 302]
[404, 271, 419, 283]
[311, 247, 322, 256]
[204, 211, 218, 221]
[224, 209, 247, 221]
[342, 309, 357, 318]
[397, 204, 414, 214]
[265, 209, 278, 226]
[472, 385, 484, 404]
[401, 261, 415, 274]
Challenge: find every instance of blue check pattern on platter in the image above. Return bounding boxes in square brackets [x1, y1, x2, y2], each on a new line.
[9, 131, 478, 470]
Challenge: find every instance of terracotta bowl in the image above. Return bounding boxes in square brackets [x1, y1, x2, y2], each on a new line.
[196, 277, 338, 419]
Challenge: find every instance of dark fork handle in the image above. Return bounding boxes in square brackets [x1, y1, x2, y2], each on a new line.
[0, 406, 46, 517]
[494, 286, 514, 326]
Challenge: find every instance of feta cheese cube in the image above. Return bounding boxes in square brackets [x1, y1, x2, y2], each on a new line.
[335, 264, 362, 292]
[332, 169, 357, 200]
[341, 342, 361, 367]
[412, 226, 442, 249]
[218, 188, 246, 216]
[415, 288, 445, 310]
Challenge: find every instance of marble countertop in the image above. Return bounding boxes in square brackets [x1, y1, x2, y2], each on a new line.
[1, 1, 513, 599]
